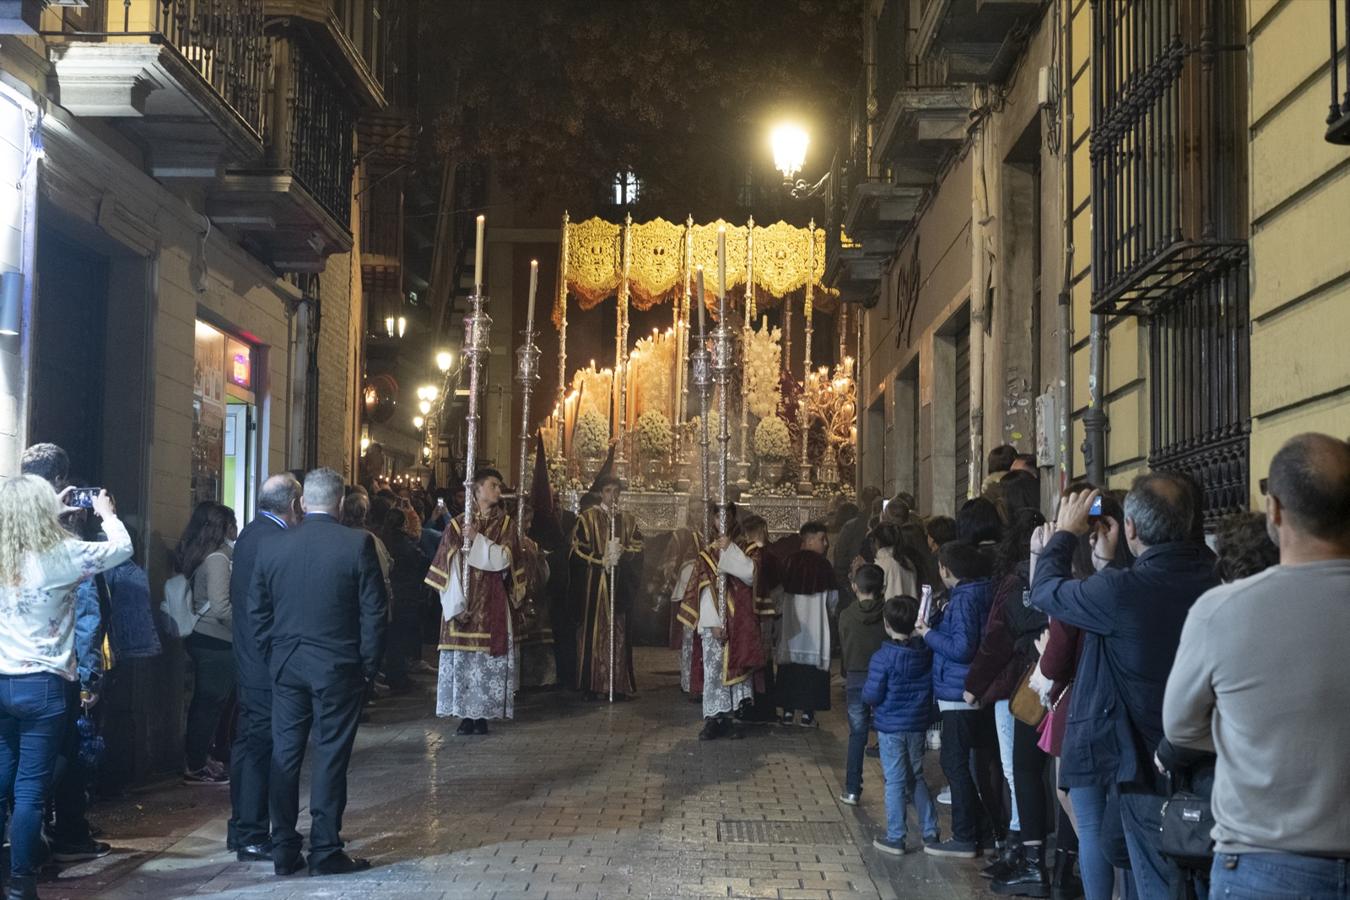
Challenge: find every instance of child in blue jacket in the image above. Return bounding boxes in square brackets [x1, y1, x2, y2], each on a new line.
[863, 595, 939, 855]
[917, 540, 995, 858]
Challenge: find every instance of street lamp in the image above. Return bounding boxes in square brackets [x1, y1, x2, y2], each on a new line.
[418, 399, 432, 415]
[413, 415, 425, 429]
[771, 122, 809, 183]
[436, 350, 453, 372]
[771, 121, 829, 199]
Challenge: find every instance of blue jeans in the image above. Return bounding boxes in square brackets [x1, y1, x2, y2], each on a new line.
[0, 672, 71, 877]
[844, 672, 870, 795]
[878, 730, 939, 845]
[1071, 784, 1120, 900]
[994, 699, 1020, 833]
[1210, 852, 1348, 899]
[1119, 788, 1171, 900]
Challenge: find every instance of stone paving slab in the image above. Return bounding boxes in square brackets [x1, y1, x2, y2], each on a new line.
[43, 648, 988, 899]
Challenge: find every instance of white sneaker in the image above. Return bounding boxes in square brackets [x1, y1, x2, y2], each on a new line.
[937, 786, 952, 805]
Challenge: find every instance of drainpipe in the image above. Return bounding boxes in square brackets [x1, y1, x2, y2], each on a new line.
[1081, 0, 1108, 488]
[1057, 0, 1075, 493]
[969, 104, 989, 500]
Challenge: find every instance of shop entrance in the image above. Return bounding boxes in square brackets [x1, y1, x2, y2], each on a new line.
[193, 320, 257, 523]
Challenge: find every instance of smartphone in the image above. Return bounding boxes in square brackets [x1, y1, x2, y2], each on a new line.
[918, 584, 932, 626]
[68, 487, 99, 509]
[1088, 495, 1103, 519]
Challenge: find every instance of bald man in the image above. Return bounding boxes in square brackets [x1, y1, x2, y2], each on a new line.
[227, 473, 303, 860]
[1165, 434, 1350, 896]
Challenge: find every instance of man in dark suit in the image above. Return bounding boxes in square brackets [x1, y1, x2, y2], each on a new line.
[249, 468, 388, 877]
[226, 473, 302, 860]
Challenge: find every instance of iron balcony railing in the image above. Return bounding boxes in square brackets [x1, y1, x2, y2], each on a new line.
[874, 0, 949, 102]
[277, 36, 356, 225]
[1089, 0, 1247, 316]
[1326, 0, 1350, 142]
[50, 0, 269, 137]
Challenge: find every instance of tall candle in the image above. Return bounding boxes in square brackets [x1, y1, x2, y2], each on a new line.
[526, 259, 539, 333]
[696, 266, 706, 335]
[474, 214, 485, 294]
[717, 226, 727, 307]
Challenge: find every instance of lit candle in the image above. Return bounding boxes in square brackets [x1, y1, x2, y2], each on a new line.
[474, 214, 485, 295]
[526, 259, 539, 334]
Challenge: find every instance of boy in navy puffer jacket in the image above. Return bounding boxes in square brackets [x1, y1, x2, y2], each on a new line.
[863, 595, 939, 855]
[917, 540, 995, 858]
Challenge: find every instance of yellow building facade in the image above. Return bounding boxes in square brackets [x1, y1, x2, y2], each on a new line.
[847, 0, 1343, 519]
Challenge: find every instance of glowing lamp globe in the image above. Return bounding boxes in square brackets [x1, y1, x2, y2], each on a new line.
[771, 123, 810, 182]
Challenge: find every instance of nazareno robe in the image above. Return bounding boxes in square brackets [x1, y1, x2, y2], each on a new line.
[676, 542, 764, 699]
[775, 548, 839, 712]
[569, 504, 643, 695]
[516, 533, 557, 688]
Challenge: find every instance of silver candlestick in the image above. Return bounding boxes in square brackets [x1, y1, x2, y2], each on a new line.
[460, 290, 491, 595]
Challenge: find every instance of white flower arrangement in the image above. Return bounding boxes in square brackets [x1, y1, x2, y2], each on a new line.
[745, 322, 783, 420]
[635, 409, 673, 458]
[574, 409, 609, 459]
[754, 416, 793, 461]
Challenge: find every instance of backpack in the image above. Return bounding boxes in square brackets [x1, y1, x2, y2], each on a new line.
[160, 573, 206, 639]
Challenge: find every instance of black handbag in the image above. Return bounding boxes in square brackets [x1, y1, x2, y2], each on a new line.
[1158, 775, 1215, 870]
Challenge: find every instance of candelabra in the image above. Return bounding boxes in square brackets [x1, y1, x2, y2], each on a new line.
[514, 331, 541, 543]
[459, 290, 491, 594]
[691, 325, 712, 535]
[713, 289, 733, 623]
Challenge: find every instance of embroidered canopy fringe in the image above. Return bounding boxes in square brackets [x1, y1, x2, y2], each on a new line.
[555, 216, 837, 327]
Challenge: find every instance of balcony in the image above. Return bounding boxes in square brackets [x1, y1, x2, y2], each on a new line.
[913, 0, 1047, 83]
[264, 0, 387, 109]
[210, 36, 355, 272]
[45, 0, 268, 179]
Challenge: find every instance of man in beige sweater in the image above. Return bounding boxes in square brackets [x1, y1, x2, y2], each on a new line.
[1164, 433, 1350, 895]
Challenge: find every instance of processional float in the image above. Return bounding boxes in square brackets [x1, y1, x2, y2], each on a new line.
[543, 214, 857, 508]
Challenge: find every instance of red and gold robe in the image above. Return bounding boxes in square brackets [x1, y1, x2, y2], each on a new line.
[424, 508, 524, 657]
[676, 541, 765, 696]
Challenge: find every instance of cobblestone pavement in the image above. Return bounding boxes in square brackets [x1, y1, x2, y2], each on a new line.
[47, 648, 988, 900]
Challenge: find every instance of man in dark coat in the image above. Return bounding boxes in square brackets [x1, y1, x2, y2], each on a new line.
[1030, 475, 1219, 900]
[227, 473, 302, 859]
[249, 468, 388, 877]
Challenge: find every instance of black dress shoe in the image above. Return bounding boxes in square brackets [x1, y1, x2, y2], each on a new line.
[473, 718, 488, 735]
[236, 842, 273, 861]
[309, 852, 371, 877]
[274, 854, 306, 876]
[455, 718, 475, 735]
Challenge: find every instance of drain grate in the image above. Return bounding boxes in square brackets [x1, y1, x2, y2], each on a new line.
[717, 819, 851, 845]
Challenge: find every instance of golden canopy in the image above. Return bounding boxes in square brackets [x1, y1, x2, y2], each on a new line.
[553, 215, 832, 327]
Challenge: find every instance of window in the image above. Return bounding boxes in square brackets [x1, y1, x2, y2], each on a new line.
[612, 169, 642, 207]
[1090, 0, 1250, 525]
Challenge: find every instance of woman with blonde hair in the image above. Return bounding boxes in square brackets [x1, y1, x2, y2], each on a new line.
[0, 475, 132, 900]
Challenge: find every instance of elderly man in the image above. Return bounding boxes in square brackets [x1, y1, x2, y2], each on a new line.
[1164, 434, 1350, 898]
[1030, 475, 1218, 899]
[249, 469, 387, 877]
[226, 473, 302, 861]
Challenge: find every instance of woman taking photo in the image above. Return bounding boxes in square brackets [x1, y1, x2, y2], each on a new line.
[0, 476, 132, 900]
[175, 501, 237, 785]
